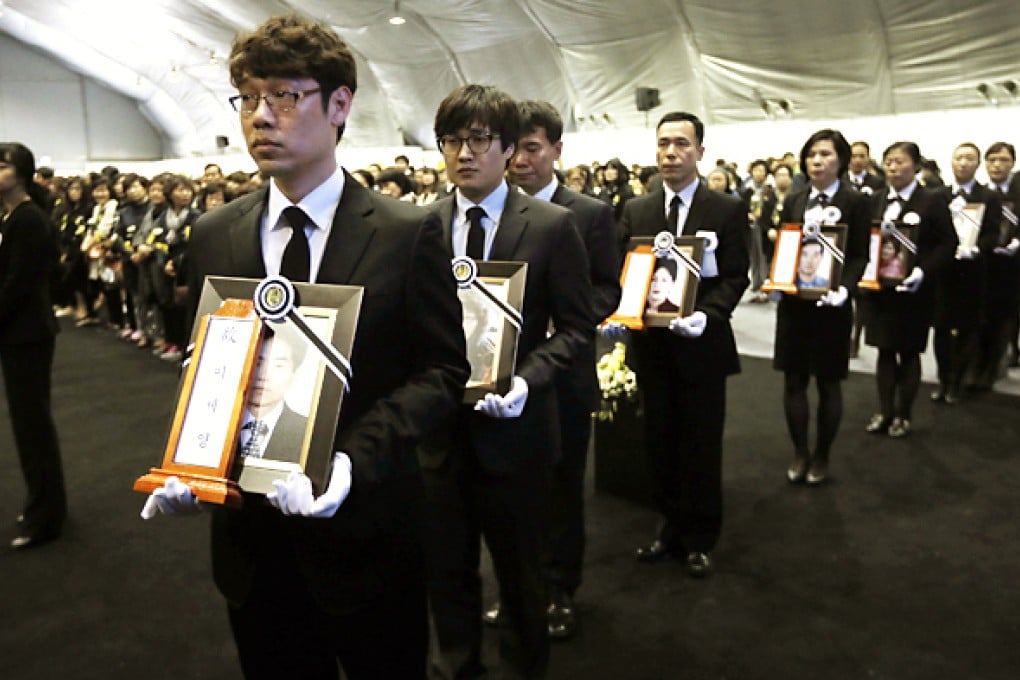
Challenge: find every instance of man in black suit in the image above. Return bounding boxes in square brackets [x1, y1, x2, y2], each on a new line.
[979, 142, 1020, 380]
[419, 85, 594, 679]
[845, 141, 885, 195]
[141, 15, 468, 680]
[932, 143, 1002, 402]
[477, 99, 619, 640]
[619, 112, 749, 578]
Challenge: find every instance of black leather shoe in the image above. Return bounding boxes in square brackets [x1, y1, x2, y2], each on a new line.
[865, 414, 891, 434]
[787, 456, 809, 483]
[686, 552, 713, 578]
[806, 459, 828, 485]
[888, 417, 911, 438]
[944, 389, 960, 405]
[482, 601, 501, 626]
[10, 533, 58, 550]
[930, 387, 946, 402]
[635, 540, 680, 563]
[547, 592, 577, 640]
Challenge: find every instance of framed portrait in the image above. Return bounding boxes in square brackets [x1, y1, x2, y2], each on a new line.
[762, 223, 848, 300]
[605, 244, 655, 330]
[861, 221, 918, 289]
[950, 201, 985, 250]
[999, 201, 1018, 247]
[183, 276, 362, 496]
[455, 260, 527, 404]
[639, 235, 705, 326]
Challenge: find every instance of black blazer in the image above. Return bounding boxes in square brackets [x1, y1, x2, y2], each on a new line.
[781, 182, 872, 292]
[0, 201, 59, 345]
[843, 171, 885, 195]
[620, 183, 750, 380]
[421, 187, 595, 475]
[551, 184, 621, 411]
[185, 175, 469, 613]
[259, 405, 309, 465]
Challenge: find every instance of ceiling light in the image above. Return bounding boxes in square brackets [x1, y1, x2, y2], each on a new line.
[389, 1, 405, 25]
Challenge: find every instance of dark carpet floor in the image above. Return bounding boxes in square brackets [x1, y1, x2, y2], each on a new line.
[1, 319, 1017, 680]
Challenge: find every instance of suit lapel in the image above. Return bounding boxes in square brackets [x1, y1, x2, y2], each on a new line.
[316, 173, 378, 284]
[682, 184, 708, 235]
[490, 190, 528, 260]
[229, 187, 269, 278]
[434, 196, 456, 255]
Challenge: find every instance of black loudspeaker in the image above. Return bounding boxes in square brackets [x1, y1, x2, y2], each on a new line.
[215, 135, 229, 149]
[635, 87, 660, 112]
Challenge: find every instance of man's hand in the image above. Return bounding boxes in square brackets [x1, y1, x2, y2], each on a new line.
[140, 476, 203, 519]
[266, 453, 353, 519]
[994, 238, 1020, 256]
[955, 245, 980, 260]
[599, 321, 627, 339]
[895, 267, 924, 293]
[668, 311, 707, 338]
[475, 376, 528, 418]
[817, 286, 849, 307]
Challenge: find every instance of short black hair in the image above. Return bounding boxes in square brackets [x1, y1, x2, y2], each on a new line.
[656, 111, 704, 145]
[883, 141, 922, 168]
[985, 141, 1016, 161]
[517, 100, 563, 144]
[799, 129, 852, 177]
[434, 84, 520, 152]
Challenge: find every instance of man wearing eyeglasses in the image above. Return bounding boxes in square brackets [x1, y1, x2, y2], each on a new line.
[418, 84, 594, 679]
[140, 14, 469, 679]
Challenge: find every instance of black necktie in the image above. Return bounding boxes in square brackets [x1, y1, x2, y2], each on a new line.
[667, 195, 682, 232]
[809, 192, 829, 208]
[466, 206, 486, 260]
[280, 206, 311, 282]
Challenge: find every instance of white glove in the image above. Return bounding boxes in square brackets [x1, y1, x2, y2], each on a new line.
[475, 376, 529, 418]
[993, 238, 1020, 256]
[599, 321, 627, 339]
[896, 267, 925, 293]
[668, 311, 707, 338]
[955, 246, 980, 260]
[140, 476, 203, 520]
[266, 452, 352, 518]
[817, 286, 849, 307]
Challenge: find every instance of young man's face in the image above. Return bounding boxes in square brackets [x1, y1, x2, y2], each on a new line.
[799, 243, 823, 279]
[509, 126, 561, 196]
[443, 123, 514, 203]
[951, 146, 980, 185]
[248, 335, 298, 411]
[984, 149, 1015, 185]
[656, 120, 703, 192]
[237, 76, 351, 190]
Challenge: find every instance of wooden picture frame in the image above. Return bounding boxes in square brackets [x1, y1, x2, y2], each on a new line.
[137, 277, 364, 499]
[999, 201, 1018, 247]
[951, 201, 986, 250]
[455, 260, 527, 403]
[639, 235, 706, 326]
[762, 223, 848, 300]
[604, 244, 656, 330]
[860, 221, 919, 289]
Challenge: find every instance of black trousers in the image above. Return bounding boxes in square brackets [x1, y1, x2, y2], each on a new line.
[0, 338, 66, 539]
[933, 324, 980, 391]
[423, 452, 550, 679]
[638, 369, 726, 554]
[227, 546, 428, 680]
[542, 386, 591, 597]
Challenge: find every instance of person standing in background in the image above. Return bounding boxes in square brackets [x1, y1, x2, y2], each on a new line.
[0, 141, 67, 550]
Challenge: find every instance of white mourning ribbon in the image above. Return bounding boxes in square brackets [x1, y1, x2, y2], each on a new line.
[451, 257, 522, 331]
[880, 220, 918, 255]
[652, 231, 701, 279]
[1002, 204, 1018, 227]
[253, 276, 352, 391]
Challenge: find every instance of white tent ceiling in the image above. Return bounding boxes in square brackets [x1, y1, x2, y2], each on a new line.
[1, 0, 1018, 158]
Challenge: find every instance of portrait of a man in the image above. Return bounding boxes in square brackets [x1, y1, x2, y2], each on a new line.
[796, 237, 830, 289]
[238, 325, 310, 464]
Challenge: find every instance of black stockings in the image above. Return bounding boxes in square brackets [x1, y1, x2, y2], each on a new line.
[784, 372, 843, 461]
[876, 349, 921, 420]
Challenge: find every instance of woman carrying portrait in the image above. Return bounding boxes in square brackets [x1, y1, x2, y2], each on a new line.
[861, 141, 957, 438]
[774, 129, 871, 484]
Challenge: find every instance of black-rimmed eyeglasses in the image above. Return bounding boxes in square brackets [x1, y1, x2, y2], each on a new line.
[437, 132, 501, 155]
[229, 88, 321, 115]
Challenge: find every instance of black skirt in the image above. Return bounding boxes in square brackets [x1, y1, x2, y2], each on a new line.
[862, 285, 935, 353]
[772, 295, 852, 380]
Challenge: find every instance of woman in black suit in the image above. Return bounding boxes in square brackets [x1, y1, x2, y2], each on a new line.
[0, 142, 66, 549]
[774, 130, 871, 484]
[862, 142, 957, 437]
